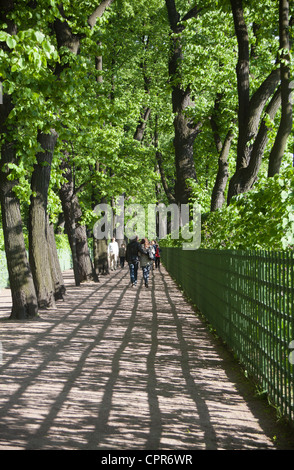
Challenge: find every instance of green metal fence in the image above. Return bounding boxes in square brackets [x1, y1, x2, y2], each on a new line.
[161, 247, 294, 424]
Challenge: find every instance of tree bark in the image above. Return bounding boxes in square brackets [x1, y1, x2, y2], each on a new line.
[93, 238, 109, 275]
[230, 0, 250, 169]
[229, 88, 282, 195]
[134, 107, 151, 142]
[268, 0, 293, 176]
[59, 159, 95, 284]
[165, 0, 201, 205]
[210, 130, 234, 211]
[227, 0, 282, 204]
[88, 0, 115, 28]
[209, 95, 235, 211]
[29, 130, 59, 309]
[0, 139, 38, 319]
[47, 217, 66, 300]
[154, 115, 176, 204]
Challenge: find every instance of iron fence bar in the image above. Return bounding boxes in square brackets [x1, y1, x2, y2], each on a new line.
[161, 247, 294, 424]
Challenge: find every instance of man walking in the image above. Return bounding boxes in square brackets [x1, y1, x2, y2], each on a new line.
[126, 236, 147, 287]
[119, 242, 126, 268]
[108, 237, 119, 270]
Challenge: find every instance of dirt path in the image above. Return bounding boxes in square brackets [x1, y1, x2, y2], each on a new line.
[0, 266, 293, 450]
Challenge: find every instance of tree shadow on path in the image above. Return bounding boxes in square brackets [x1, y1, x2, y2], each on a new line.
[0, 267, 293, 450]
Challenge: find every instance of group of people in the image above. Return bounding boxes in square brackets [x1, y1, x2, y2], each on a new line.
[107, 237, 127, 270]
[107, 236, 161, 288]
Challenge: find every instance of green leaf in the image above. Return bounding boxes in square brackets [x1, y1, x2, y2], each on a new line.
[34, 31, 45, 43]
[6, 36, 17, 49]
[0, 31, 8, 41]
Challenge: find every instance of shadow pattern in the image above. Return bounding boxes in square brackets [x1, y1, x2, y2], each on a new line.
[0, 266, 290, 450]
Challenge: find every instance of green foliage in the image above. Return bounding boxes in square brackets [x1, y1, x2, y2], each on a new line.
[54, 232, 71, 251]
[201, 168, 294, 250]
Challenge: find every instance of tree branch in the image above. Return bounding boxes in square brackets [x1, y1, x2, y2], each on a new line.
[88, 0, 115, 29]
[182, 5, 202, 22]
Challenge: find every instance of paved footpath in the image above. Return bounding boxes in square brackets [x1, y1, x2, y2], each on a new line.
[0, 266, 293, 451]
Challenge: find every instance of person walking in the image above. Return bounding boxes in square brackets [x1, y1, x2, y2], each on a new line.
[150, 240, 156, 270]
[108, 237, 119, 270]
[126, 236, 147, 287]
[119, 242, 126, 268]
[155, 242, 161, 269]
[139, 238, 153, 288]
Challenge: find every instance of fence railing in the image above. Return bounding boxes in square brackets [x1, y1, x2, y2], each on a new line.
[161, 247, 294, 424]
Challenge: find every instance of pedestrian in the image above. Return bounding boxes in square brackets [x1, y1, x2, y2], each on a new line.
[139, 238, 153, 288]
[119, 242, 126, 268]
[108, 237, 119, 270]
[155, 242, 161, 269]
[126, 235, 147, 287]
[150, 240, 156, 270]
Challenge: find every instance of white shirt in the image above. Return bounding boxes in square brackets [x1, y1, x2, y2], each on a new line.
[108, 241, 119, 256]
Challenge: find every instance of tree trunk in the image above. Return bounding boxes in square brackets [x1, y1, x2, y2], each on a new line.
[47, 217, 66, 300]
[268, 0, 293, 176]
[154, 115, 176, 204]
[134, 107, 151, 142]
[230, 0, 250, 169]
[165, 0, 201, 205]
[93, 238, 109, 275]
[209, 95, 235, 211]
[29, 130, 58, 308]
[173, 91, 201, 205]
[227, 0, 282, 204]
[59, 159, 95, 284]
[0, 140, 38, 319]
[229, 88, 282, 196]
[210, 129, 234, 211]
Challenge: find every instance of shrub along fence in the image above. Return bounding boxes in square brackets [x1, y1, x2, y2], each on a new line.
[161, 247, 294, 424]
[0, 249, 73, 290]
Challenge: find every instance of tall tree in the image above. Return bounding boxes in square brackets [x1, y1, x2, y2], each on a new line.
[268, 0, 293, 176]
[165, 0, 202, 205]
[227, 0, 287, 203]
[29, 129, 59, 308]
[0, 0, 38, 319]
[30, 1, 115, 287]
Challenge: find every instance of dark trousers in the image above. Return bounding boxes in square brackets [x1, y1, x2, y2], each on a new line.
[129, 261, 138, 285]
[142, 265, 151, 286]
[155, 257, 160, 268]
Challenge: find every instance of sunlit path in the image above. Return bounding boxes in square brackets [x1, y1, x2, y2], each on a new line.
[0, 267, 293, 450]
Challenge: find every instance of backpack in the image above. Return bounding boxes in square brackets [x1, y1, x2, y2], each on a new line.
[148, 247, 154, 260]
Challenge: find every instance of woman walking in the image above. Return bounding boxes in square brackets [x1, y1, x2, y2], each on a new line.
[155, 242, 161, 269]
[139, 238, 153, 288]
